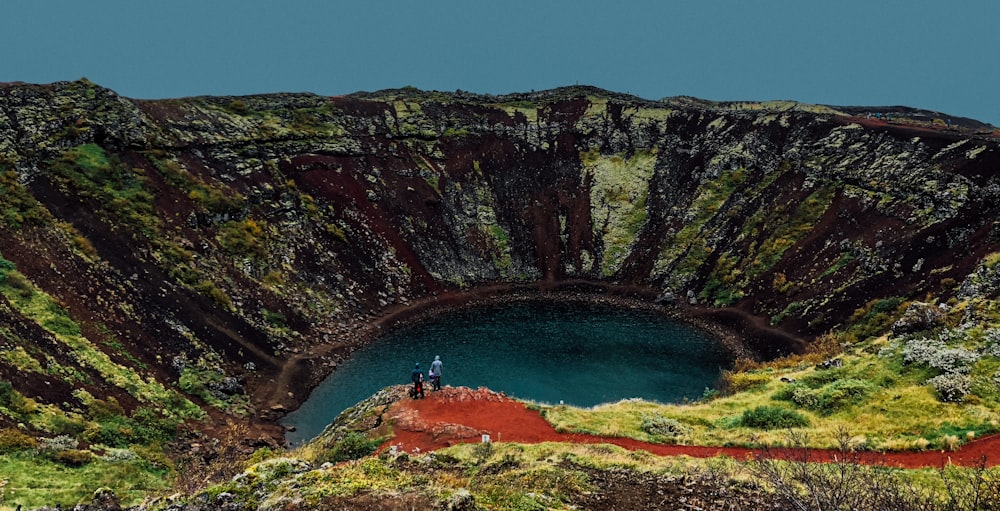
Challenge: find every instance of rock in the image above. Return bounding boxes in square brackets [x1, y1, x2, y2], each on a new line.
[655, 290, 677, 304]
[892, 301, 944, 335]
[816, 358, 842, 370]
[446, 489, 475, 511]
[91, 487, 121, 511]
[207, 376, 243, 398]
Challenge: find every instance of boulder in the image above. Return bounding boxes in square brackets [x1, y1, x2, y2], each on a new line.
[892, 302, 944, 335]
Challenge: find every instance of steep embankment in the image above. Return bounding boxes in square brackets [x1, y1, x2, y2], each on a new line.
[0, 79, 999, 451]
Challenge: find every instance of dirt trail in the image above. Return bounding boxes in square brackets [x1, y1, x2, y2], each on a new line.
[381, 387, 1000, 469]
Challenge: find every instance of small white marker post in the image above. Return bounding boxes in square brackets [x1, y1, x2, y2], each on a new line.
[481, 434, 491, 444]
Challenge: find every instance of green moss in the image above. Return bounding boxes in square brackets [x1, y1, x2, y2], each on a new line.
[847, 296, 908, 341]
[655, 167, 748, 280]
[701, 252, 746, 306]
[195, 279, 233, 309]
[820, 252, 856, 278]
[50, 144, 160, 237]
[738, 405, 809, 430]
[147, 154, 246, 214]
[984, 252, 1000, 270]
[585, 149, 656, 276]
[0, 346, 45, 374]
[0, 169, 51, 228]
[771, 301, 806, 326]
[0, 267, 202, 419]
[0, 451, 171, 509]
[487, 225, 514, 274]
[217, 218, 268, 258]
[747, 186, 835, 279]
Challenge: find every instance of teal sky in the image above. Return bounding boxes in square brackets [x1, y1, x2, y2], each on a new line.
[2, 1, 997, 125]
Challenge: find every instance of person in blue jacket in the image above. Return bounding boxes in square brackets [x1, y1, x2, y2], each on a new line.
[410, 363, 425, 399]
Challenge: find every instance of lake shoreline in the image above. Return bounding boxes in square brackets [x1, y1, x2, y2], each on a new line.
[261, 281, 809, 435]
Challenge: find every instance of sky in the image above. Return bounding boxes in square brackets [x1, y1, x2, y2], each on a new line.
[2, 1, 997, 125]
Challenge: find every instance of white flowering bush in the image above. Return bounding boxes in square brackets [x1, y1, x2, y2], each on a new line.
[892, 326, 1000, 403]
[100, 447, 138, 462]
[982, 328, 1000, 357]
[902, 333, 978, 374]
[40, 434, 78, 452]
[640, 414, 690, 439]
[927, 373, 972, 402]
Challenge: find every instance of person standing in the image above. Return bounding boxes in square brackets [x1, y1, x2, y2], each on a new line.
[410, 363, 424, 399]
[430, 355, 443, 391]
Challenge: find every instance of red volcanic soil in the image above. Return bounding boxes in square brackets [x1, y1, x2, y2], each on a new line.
[381, 387, 1000, 469]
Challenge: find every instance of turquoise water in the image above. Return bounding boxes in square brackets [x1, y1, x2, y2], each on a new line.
[283, 301, 731, 444]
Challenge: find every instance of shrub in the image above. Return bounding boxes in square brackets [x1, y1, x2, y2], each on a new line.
[721, 370, 772, 393]
[195, 280, 233, 309]
[40, 434, 79, 451]
[319, 431, 381, 463]
[86, 396, 126, 420]
[927, 373, 972, 402]
[94, 415, 137, 447]
[50, 448, 93, 466]
[130, 407, 180, 443]
[0, 427, 37, 452]
[217, 219, 266, 258]
[813, 379, 875, 415]
[0, 385, 37, 415]
[48, 414, 88, 437]
[903, 336, 978, 374]
[262, 309, 287, 328]
[982, 329, 1000, 357]
[774, 383, 820, 409]
[641, 415, 690, 439]
[0, 256, 15, 283]
[739, 406, 809, 430]
[100, 447, 139, 462]
[0, 380, 13, 405]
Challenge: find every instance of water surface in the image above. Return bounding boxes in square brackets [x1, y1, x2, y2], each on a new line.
[283, 300, 731, 444]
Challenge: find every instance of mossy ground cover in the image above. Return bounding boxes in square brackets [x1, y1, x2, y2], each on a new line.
[0, 264, 200, 417]
[540, 302, 1000, 452]
[582, 148, 656, 276]
[0, 452, 171, 510]
[195, 434, 1000, 511]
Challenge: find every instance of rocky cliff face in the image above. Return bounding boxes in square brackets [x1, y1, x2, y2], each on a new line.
[1, 80, 998, 440]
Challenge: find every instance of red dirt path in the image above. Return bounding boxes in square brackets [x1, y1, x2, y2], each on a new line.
[380, 387, 1000, 469]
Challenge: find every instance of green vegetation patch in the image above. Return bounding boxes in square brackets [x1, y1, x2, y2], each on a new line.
[0, 451, 171, 509]
[0, 263, 202, 419]
[50, 144, 160, 237]
[654, 167, 748, 282]
[746, 185, 836, 279]
[583, 149, 656, 276]
[0, 169, 51, 229]
[701, 251, 745, 306]
[147, 154, 247, 215]
[217, 218, 268, 259]
[774, 377, 876, 416]
[738, 405, 810, 430]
